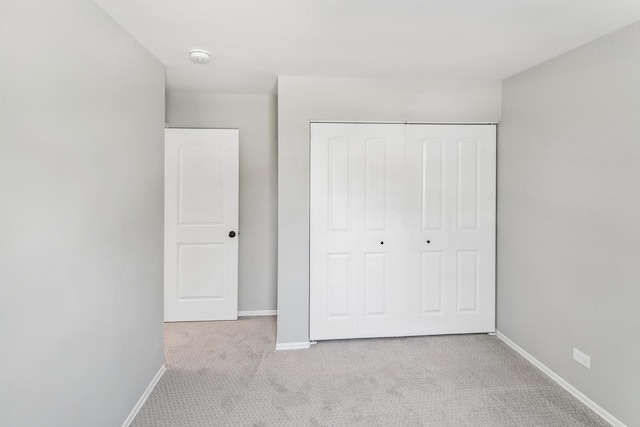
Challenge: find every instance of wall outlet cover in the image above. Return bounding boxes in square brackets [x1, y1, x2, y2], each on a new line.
[573, 347, 591, 369]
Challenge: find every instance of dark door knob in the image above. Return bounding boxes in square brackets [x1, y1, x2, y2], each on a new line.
[229, 231, 236, 238]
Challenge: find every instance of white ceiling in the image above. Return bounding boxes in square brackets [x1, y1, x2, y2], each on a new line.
[93, 0, 640, 95]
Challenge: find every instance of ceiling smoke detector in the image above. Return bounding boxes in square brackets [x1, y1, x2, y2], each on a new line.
[189, 49, 211, 64]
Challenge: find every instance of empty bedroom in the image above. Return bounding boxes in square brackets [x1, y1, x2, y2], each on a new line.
[1, 1, 639, 426]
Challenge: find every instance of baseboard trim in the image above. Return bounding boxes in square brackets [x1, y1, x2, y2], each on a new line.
[275, 341, 311, 351]
[496, 331, 624, 427]
[238, 310, 277, 317]
[121, 364, 166, 427]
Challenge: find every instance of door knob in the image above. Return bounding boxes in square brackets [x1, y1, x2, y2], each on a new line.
[229, 231, 236, 238]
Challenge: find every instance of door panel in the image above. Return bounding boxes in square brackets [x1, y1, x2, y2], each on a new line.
[327, 254, 352, 318]
[364, 138, 387, 231]
[357, 125, 406, 337]
[310, 125, 359, 339]
[456, 139, 479, 230]
[363, 253, 387, 316]
[165, 129, 239, 322]
[451, 127, 496, 332]
[420, 251, 444, 314]
[405, 126, 452, 333]
[406, 124, 495, 334]
[178, 244, 225, 299]
[421, 138, 445, 231]
[179, 144, 225, 224]
[328, 138, 351, 231]
[456, 250, 478, 312]
[311, 123, 405, 340]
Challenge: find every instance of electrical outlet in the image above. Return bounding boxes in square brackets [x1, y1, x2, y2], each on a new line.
[573, 347, 591, 369]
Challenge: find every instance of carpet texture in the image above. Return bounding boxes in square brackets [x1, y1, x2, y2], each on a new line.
[131, 317, 607, 426]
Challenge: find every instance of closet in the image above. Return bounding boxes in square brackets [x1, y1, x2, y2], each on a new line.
[309, 123, 496, 340]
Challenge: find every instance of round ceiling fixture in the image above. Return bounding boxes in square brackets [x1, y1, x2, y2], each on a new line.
[189, 49, 211, 64]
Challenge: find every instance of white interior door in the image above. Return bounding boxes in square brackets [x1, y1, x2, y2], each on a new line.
[405, 124, 496, 334]
[310, 123, 405, 340]
[164, 128, 239, 322]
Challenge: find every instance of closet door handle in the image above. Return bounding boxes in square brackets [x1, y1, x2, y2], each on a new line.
[229, 231, 236, 238]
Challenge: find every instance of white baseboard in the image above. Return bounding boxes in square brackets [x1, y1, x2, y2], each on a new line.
[496, 331, 624, 427]
[238, 310, 277, 317]
[275, 341, 311, 351]
[121, 364, 166, 427]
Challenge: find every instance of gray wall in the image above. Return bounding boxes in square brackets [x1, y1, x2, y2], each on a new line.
[0, 1, 165, 426]
[277, 76, 502, 345]
[498, 22, 640, 426]
[166, 93, 278, 313]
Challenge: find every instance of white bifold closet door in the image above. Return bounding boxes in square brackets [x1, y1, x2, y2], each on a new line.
[403, 124, 496, 336]
[310, 124, 406, 339]
[310, 123, 495, 341]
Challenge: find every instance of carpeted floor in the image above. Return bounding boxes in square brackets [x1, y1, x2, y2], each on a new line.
[131, 317, 607, 426]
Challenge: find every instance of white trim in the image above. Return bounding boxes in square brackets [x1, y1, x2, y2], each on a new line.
[121, 364, 166, 427]
[238, 310, 277, 317]
[309, 120, 498, 125]
[275, 341, 311, 351]
[496, 331, 625, 427]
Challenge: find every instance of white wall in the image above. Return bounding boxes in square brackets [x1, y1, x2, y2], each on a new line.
[166, 93, 278, 313]
[498, 22, 640, 426]
[0, 1, 165, 426]
[277, 76, 502, 345]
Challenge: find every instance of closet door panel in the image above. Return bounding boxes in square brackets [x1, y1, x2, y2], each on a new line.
[421, 138, 446, 231]
[455, 250, 479, 312]
[406, 124, 495, 335]
[405, 126, 452, 334]
[420, 251, 445, 314]
[456, 138, 480, 230]
[363, 253, 387, 316]
[357, 125, 406, 337]
[310, 125, 359, 340]
[328, 138, 351, 231]
[363, 138, 387, 231]
[450, 126, 496, 332]
[326, 253, 353, 318]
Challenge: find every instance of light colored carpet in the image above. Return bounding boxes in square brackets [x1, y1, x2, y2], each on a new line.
[131, 317, 607, 426]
